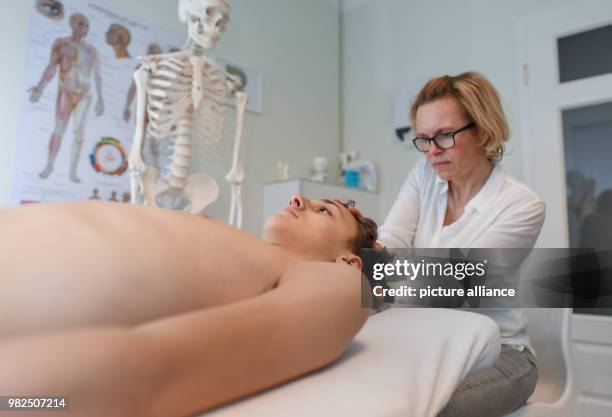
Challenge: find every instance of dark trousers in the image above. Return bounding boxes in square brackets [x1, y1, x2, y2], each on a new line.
[438, 345, 539, 417]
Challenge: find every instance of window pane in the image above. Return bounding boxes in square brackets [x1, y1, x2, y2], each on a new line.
[563, 102, 612, 248]
[558, 24, 612, 83]
[563, 102, 612, 316]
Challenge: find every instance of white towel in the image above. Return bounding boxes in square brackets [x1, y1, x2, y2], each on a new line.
[205, 308, 501, 417]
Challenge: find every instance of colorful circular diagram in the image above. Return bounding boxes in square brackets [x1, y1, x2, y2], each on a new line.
[89, 137, 128, 176]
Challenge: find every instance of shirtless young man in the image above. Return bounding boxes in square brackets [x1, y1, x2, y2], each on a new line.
[29, 13, 104, 183]
[0, 194, 376, 417]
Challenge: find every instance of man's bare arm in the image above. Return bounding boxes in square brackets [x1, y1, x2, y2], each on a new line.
[144, 262, 370, 416]
[0, 263, 368, 417]
[0, 328, 165, 417]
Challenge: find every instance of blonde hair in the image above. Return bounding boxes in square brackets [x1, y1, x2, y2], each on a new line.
[410, 72, 509, 161]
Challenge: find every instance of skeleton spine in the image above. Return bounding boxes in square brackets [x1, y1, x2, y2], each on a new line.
[168, 117, 192, 189]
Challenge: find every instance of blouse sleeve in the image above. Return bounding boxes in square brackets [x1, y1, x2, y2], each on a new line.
[470, 197, 546, 249]
[465, 197, 546, 307]
[377, 159, 424, 248]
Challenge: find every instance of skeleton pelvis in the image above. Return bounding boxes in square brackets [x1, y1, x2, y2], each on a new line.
[149, 171, 219, 214]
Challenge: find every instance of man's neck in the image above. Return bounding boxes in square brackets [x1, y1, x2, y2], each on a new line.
[267, 241, 332, 263]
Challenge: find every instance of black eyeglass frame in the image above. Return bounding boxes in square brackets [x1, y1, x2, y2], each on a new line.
[412, 122, 476, 152]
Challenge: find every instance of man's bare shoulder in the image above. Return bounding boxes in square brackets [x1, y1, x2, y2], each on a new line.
[276, 260, 370, 325]
[280, 260, 362, 290]
[310, 261, 361, 279]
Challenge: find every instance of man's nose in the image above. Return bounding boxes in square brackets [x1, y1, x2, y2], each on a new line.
[289, 194, 307, 210]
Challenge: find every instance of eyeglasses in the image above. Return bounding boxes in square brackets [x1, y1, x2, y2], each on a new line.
[342, 199, 356, 209]
[331, 199, 355, 209]
[412, 122, 475, 152]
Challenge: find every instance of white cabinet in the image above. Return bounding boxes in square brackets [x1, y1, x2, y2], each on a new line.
[572, 314, 612, 415]
[263, 179, 380, 223]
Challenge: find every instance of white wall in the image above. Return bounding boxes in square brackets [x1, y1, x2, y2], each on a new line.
[341, 0, 578, 217]
[0, 0, 341, 235]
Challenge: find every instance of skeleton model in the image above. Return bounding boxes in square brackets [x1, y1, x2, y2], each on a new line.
[128, 0, 247, 228]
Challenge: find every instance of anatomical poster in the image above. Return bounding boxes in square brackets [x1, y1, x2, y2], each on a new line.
[12, 0, 182, 204]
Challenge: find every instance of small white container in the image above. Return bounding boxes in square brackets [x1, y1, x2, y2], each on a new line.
[311, 156, 328, 182]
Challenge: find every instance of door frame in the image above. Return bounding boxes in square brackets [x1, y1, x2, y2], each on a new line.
[518, 1, 612, 248]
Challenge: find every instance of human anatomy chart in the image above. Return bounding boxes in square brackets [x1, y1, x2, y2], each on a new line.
[12, 0, 183, 204]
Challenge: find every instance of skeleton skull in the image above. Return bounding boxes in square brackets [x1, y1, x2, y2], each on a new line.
[178, 0, 230, 50]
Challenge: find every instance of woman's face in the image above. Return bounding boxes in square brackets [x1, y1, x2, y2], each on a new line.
[415, 97, 487, 182]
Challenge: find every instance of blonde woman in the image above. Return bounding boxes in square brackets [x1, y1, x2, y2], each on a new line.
[378, 72, 545, 417]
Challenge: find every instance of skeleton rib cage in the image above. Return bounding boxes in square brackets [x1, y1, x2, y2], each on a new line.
[128, 46, 247, 227]
[143, 53, 231, 189]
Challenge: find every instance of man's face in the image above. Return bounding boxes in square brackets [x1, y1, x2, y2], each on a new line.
[186, 0, 230, 49]
[70, 14, 89, 38]
[263, 194, 359, 261]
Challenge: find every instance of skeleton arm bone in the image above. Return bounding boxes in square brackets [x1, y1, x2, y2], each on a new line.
[225, 87, 248, 229]
[128, 65, 152, 204]
[29, 39, 61, 102]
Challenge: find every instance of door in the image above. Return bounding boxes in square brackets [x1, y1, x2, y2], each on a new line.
[519, 2, 612, 415]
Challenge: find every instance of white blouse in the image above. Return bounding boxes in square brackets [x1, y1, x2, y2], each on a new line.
[378, 156, 546, 354]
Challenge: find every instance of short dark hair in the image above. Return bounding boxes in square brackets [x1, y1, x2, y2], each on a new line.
[344, 207, 378, 257]
[332, 199, 380, 257]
